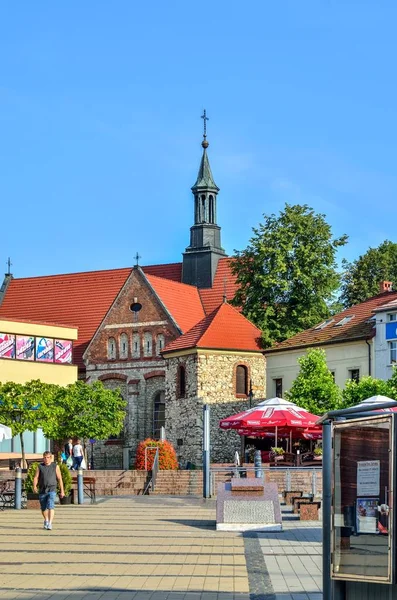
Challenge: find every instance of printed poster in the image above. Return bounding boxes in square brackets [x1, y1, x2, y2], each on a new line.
[357, 460, 380, 496]
[54, 339, 72, 364]
[356, 498, 379, 534]
[36, 337, 54, 362]
[16, 335, 35, 361]
[0, 333, 15, 359]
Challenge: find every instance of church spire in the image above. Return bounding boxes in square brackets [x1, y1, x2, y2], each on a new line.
[182, 111, 226, 288]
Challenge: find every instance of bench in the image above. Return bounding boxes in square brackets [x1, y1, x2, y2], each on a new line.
[299, 501, 321, 520]
[72, 476, 96, 504]
[0, 479, 27, 510]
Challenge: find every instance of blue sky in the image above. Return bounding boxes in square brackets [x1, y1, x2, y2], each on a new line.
[1, 1, 396, 278]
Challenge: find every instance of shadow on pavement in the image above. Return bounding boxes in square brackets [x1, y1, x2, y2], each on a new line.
[160, 518, 217, 530]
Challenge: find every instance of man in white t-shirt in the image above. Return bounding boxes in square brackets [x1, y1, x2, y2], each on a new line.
[72, 439, 84, 470]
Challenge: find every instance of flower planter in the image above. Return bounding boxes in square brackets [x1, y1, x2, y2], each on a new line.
[59, 491, 74, 505]
[26, 493, 40, 510]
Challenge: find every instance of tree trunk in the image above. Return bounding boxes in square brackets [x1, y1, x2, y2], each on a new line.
[19, 432, 27, 469]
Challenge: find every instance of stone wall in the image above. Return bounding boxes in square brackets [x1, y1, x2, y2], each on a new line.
[165, 351, 266, 465]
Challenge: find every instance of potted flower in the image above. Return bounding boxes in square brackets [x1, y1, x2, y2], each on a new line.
[270, 447, 285, 461]
[314, 447, 323, 460]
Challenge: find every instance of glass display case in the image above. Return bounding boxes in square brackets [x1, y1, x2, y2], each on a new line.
[332, 415, 395, 583]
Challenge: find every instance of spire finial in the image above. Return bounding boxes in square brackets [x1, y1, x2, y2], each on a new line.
[201, 110, 209, 148]
[134, 252, 141, 267]
[6, 257, 12, 275]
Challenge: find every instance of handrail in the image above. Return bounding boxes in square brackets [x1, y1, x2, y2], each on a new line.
[151, 448, 159, 493]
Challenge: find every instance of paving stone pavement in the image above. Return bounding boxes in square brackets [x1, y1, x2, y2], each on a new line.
[0, 496, 322, 600]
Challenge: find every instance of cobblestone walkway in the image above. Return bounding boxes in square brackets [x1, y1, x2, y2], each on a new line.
[0, 496, 322, 600]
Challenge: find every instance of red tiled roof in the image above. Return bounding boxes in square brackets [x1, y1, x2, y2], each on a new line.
[145, 273, 205, 333]
[199, 258, 239, 313]
[163, 302, 262, 353]
[264, 291, 397, 353]
[142, 262, 182, 282]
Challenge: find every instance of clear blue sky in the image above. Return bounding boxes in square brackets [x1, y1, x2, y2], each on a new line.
[1, 1, 396, 278]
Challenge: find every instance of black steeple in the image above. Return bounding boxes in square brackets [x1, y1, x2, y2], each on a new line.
[182, 112, 226, 288]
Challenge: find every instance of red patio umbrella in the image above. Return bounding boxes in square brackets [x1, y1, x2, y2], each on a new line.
[219, 397, 321, 447]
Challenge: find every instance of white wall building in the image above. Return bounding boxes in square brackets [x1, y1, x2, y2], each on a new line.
[374, 297, 397, 381]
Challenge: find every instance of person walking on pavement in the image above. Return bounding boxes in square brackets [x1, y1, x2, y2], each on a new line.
[72, 438, 84, 470]
[63, 438, 73, 465]
[33, 451, 65, 530]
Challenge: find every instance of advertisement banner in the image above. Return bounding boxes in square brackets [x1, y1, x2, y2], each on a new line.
[0, 333, 15, 359]
[35, 337, 54, 362]
[54, 339, 72, 364]
[356, 498, 379, 534]
[16, 335, 35, 361]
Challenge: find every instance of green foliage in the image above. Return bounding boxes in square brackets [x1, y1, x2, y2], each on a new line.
[342, 376, 391, 408]
[58, 462, 72, 495]
[24, 461, 40, 494]
[41, 380, 127, 442]
[285, 348, 342, 415]
[270, 446, 284, 455]
[231, 204, 347, 347]
[340, 240, 397, 307]
[314, 447, 323, 456]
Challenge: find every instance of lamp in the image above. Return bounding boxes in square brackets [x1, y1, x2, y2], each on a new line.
[248, 379, 254, 408]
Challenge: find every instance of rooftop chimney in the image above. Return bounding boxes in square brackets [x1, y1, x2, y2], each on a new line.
[379, 281, 393, 293]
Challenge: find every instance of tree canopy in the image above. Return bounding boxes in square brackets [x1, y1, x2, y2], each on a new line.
[285, 348, 342, 415]
[342, 371, 397, 408]
[231, 204, 347, 347]
[340, 240, 397, 307]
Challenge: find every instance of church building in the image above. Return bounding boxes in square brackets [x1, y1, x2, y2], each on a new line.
[0, 126, 265, 467]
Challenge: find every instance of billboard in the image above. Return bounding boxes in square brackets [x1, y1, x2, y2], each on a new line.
[16, 335, 35, 361]
[54, 339, 73, 364]
[0, 333, 15, 359]
[36, 337, 54, 362]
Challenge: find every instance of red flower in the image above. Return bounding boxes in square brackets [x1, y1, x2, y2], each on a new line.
[135, 438, 178, 470]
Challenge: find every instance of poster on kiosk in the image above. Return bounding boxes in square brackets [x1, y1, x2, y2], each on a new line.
[332, 414, 395, 584]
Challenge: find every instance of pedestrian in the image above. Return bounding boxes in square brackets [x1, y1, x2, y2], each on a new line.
[63, 438, 73, 465]
[33, 451, 65, 530]
[72, 438, 84, 470]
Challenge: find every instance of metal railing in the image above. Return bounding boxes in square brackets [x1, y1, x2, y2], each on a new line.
[143, 447, 160, 495]
[209, 465, 322, 498]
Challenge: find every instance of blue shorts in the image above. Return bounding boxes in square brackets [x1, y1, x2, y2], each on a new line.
[39, 491, 56, 511]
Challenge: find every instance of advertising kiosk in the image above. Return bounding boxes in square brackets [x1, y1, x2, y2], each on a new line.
[321, 399, 397, 600]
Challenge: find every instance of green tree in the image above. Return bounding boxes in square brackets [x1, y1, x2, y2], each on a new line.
[340, 240, 397, 307]
[386, 367, 397, 399]
[231, 204, 347, 347]
[0, 380, 52, 467]
[285, 348, 342, 415]
[42, 380, 127, 450]
[342, 376, 391, 408]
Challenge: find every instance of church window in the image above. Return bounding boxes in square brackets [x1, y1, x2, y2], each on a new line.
[107, 337, 116, 360]
[235, 365, 248, 396]
[201, 195, 206, 223]
[156, 334, 165, 356]
[178, 365, 186, 398]
[153, 391, 165, 439]
[132, 333, 140, 358]
[144, 332, 152, 356]
[209, 195, 214, 223]
[119, 333, 128, 359]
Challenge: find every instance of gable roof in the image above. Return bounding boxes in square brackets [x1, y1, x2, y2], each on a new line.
[163, 302, 262, 353]
[264, 291, 397, 354]
[199, 258, 239, 313]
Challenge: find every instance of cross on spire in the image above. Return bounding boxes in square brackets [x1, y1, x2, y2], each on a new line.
[201, 109, 209, 140]
[134, 252, 141, 267]
[6, 257, 12, 275]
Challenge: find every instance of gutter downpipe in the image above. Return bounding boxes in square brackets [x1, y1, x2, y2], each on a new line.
[365, 338, 372, 376]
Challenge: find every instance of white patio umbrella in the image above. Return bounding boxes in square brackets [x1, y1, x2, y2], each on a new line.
[355, 395, 397, 411]
[0, 424, 12, 442]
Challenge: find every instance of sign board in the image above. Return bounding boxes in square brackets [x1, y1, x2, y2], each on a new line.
[356, 497, 379, 534]
[386, 322, 397, 340]
[357, 460, 380, 496]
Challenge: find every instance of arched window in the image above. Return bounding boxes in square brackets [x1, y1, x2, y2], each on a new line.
[144, 332, 152, 356]
[178, 365, 186, 398]
[156, 334, 165, 356]
[119, 333, 128, 359]
[201, 195, 206, 222]
[209, 195, 214, 223]
[153, 391, 165, 439]
[107, 337, 116, 360]
[235, 365, 248, 396]
[132, 333, 140, 358]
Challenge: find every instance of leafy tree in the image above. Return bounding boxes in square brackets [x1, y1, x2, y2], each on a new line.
[342, 376, 391, 408]
[285, 348, 342, 415]
[42, 380, 127, 450]
[0, 380, 52, 467]
[231, 204, 347, 347]
[387, 367, 397, 399]
[340, 240, 397, 307]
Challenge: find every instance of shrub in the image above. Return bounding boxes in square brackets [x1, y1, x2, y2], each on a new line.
[135, 438, 178, 471]
[25, 462, 40, 493]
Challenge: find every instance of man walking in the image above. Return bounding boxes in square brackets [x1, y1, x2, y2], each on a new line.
[33, 451, 65, 530]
